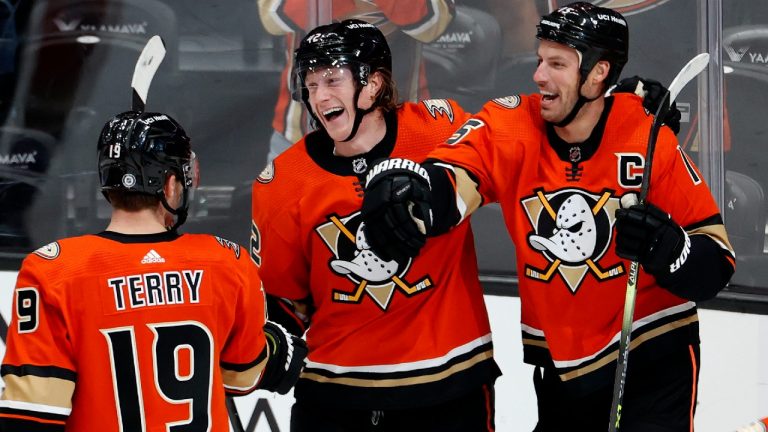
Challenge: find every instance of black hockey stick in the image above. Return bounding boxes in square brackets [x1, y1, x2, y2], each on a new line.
[226, 395, 246, 432]
[608, 52, 710, 432]
[130, 34, 251, 431]
[131, 35, 166, 112]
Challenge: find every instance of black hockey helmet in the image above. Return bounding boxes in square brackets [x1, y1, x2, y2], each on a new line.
[291, 19, 392, 142]
[291, 19, 392, 104]
[98, 111, 197, 227]
[537, 2, 628, 87]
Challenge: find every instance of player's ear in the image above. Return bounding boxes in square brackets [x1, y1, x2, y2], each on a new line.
[591, 60, 610, 84]
[367, 70, 383, 98]
[163, 173, 182, 205]
[584, 60, 610, 97]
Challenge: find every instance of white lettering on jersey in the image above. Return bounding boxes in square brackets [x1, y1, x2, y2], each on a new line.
[108, 270, 204, 311]
[446, 119, 484, 145]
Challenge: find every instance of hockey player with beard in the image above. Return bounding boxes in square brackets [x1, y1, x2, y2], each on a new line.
[361, 2, 736, 431]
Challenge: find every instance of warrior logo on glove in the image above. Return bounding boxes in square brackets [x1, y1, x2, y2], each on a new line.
[364, 158, 431, 188]
[523, 188, 626, 293]
[362, 158, 434, 262]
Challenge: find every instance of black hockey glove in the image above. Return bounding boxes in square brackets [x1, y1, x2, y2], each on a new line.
[361, 158, 433, 262]
[614, 195, 688, 277]
[611, 75, 682, 135]
[259, 321, 308, 394]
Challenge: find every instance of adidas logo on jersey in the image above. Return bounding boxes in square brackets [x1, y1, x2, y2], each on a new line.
[141, 249, 166, 264]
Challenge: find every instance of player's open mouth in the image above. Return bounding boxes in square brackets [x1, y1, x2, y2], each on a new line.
[541, 92, 558, 101]
[323, 107, 344, 121]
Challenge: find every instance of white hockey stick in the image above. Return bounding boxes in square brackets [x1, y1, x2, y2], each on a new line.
[608, 52, 710, 432]
[131, 35, 166, 112]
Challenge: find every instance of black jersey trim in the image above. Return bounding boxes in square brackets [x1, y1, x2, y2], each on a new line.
[220, 346, 268, 373]
[1, 364, 77, 382]
[294, 354, 500, 410]
[546, 97, 614, 163]
[522, 305, 699, 395]
[96, 230, 181, 243]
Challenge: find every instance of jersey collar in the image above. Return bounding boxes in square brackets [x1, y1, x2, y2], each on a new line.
[305, 110, 397, 178]
[546, 96, 614, 163]
[97, 230, 181, 243]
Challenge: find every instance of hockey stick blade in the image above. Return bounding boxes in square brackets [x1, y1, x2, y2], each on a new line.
[638, 52, 710, 201]
[608, 52, 710, 432]
[668, 53, 710, 104]
[131, 35, 166, 112]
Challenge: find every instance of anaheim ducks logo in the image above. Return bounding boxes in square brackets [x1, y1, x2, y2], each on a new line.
[422, 99, 455, 123]
[214, 236, 241, 258]
[522, 187, 624, 294]
[256, 161, 275, 184]
[34, 242, 60, 260]
[316, 212, 433, 310]
[492, 96, 521, 109]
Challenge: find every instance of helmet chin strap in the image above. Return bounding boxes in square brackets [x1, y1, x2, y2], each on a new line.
[552, 73, 599, 128]
[553, 93, 597, 127]
[341, 84, 376, 143]
[159, 188, 189, 231]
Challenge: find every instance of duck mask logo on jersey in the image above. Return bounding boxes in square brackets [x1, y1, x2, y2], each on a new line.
[522, 187, 625, 293]
[315, 212, 433, 310]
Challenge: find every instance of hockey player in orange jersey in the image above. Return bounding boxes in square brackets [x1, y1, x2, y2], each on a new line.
[0, 110, 307, 431]
[251, 19, 501, 431]
[362, 2, 736, 431]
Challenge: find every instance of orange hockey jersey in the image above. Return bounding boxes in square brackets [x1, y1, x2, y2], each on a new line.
[428, 93, 735, 393]
[251, 99, 500, 409]
[0, 231, 267, 431]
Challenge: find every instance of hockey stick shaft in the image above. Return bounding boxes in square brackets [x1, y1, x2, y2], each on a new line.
[608, 52, 710, 432]
[226, 395, 246, 432]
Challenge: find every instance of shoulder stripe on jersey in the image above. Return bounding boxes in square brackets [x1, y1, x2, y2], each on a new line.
[683, 213, 724, 231]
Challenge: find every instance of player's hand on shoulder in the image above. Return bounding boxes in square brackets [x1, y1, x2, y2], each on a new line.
[259, 321, 308, 394]
[361, 158, 433, 262]
[614, 193, 687, 276]
[610, 75, 682, 135]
